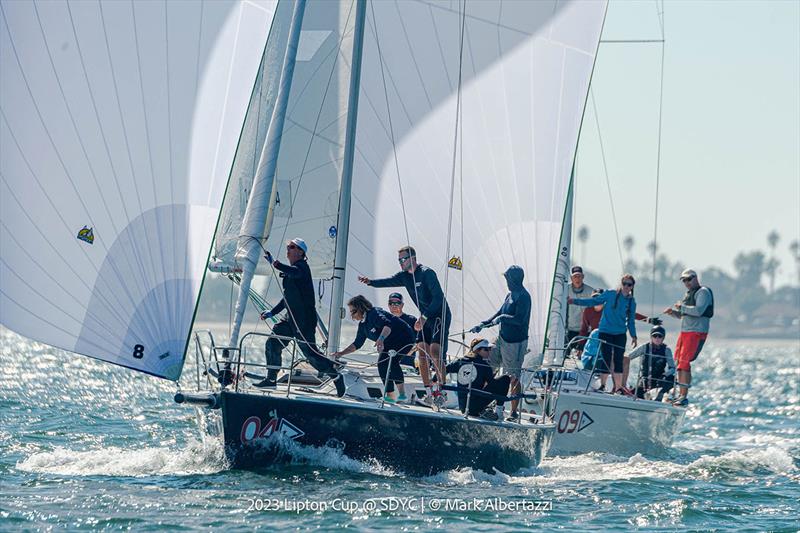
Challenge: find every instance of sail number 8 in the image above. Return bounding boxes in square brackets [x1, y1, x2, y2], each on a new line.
[133, 344, 145, 359]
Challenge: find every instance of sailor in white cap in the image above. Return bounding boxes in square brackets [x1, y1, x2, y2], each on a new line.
[663, 269, 714, 407]
[257, 238, 346, 396]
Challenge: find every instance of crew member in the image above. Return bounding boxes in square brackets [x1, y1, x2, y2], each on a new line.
[566, 266, 593, 352]
[471, 265, 531, 421]
[663, 269, 713, 406]
[331, 295, 414, 403]
[625, 325, 676, 401]
[256, 238, 345, 397]
[569, 274, 638, 394]
[577, 289, 661, 355]
[387, 292, 417, 367]
[358, 245, 451, 406]
[446, 338, 511, 420]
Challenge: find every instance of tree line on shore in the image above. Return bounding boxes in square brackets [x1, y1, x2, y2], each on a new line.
[576, 227, 800, 337]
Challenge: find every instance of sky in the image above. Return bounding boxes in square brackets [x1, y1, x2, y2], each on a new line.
[572, 0, 800, 288]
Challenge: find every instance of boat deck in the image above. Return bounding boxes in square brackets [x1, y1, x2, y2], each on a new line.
[229, 377, 552, 430]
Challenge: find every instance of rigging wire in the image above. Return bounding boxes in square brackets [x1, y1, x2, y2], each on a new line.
[589, 88, 625, 273]
[649, 0, 666, 316]
[368, 1, 427, 354]
[440, 0, 467, 351]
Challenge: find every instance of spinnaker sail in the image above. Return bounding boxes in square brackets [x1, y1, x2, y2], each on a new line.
[0, 0, 277, 379]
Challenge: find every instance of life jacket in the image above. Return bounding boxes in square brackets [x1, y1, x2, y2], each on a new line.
[683, 286, 714, 318]
[641, 342, 668, 382]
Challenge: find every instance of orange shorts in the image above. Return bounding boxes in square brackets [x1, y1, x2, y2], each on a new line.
[674, 331, 708, 371]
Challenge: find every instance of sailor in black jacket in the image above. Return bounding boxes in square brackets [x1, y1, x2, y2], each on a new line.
[256, 238, 344, 396]
[387, 292, 418, 367]
[331, 295, 415, 402]
[358, 245, 450, 405]
[446, 338, 511, 419]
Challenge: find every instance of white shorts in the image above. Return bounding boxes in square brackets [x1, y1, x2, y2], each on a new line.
[489, 337, 528, 379]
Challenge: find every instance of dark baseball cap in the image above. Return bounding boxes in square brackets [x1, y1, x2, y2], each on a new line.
[571, 266, 583, 274]
[388, 292, 403, 303]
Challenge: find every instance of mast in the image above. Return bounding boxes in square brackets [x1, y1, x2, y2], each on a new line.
[542, 172, 575, 367]
[327, 0, 367, 353]
[229, 0, 307, 347]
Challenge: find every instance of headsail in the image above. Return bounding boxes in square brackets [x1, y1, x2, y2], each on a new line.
[205, 0, 361, 346]
[341, 0, 607, 357]
[0, 0, 277, 380]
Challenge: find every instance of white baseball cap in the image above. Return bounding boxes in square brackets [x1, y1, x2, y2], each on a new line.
[679, 268, 697, 280]
[288, 238, 308, 254]
[471, 339, 493, 351]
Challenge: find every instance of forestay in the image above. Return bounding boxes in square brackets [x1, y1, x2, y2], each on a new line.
[0, 0, 276, 380]
[343, 0, 606, 357]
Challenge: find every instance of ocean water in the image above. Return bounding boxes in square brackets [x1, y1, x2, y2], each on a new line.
[1, 330, 798, 531]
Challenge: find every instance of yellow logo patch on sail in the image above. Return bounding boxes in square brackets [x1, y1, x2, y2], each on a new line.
[77, 226, 94, 244]
[448, 256, 463, 270]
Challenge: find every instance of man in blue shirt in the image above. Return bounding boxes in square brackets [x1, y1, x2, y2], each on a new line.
[471, 265, 531, 421]
[358, 245, 451, 406]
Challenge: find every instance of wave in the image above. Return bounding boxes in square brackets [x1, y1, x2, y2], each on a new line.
[16, 438, 227, 477]
[424, 445, 798, 486]
[249, 435, 398, 477]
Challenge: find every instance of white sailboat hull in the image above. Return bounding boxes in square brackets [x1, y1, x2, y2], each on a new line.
[524, 389, 686, 457]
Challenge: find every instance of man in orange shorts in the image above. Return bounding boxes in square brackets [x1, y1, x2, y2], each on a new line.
[664, 269, 714, 407]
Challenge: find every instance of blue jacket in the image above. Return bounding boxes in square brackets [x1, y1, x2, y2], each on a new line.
[573, 289, 637, 338]
[580, 329, 601, 369]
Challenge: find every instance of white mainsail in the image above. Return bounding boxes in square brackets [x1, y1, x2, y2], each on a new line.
[0, 0, 277, 380]
[341, 0, 607, 357]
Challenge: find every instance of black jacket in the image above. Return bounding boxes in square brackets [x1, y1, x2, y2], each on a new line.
[353, 308, 414, 349]
[446, 356, 495, 412]
[270, 259, 316, 331]
[369, 265, 451, 320]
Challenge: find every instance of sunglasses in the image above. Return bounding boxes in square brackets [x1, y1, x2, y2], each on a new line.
[398, 255, 412, 264]
[388, 301, 402, 306]
[475, 347, 490, 353]
[287, 244, 299, 250]
[681, 276, 695, 282]
[622, 282, 634, 287]
[651, 333, 664, 338]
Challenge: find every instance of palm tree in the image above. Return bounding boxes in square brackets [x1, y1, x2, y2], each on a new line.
[623, 235, 635, 274]
[766, 230, 780, 293]
[790, 239, 800, 286]
[577, 225, 589, 266]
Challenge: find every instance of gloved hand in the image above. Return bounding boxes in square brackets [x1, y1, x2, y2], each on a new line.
[264, 251, 274, 264]
[260, 310, 273, 321]
[647, 316, 663, 326]
[469, 324, 483, 334]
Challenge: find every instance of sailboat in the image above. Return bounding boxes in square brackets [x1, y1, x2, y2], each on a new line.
[1, 0, 606, 475]
[522, 17, 688, 457]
